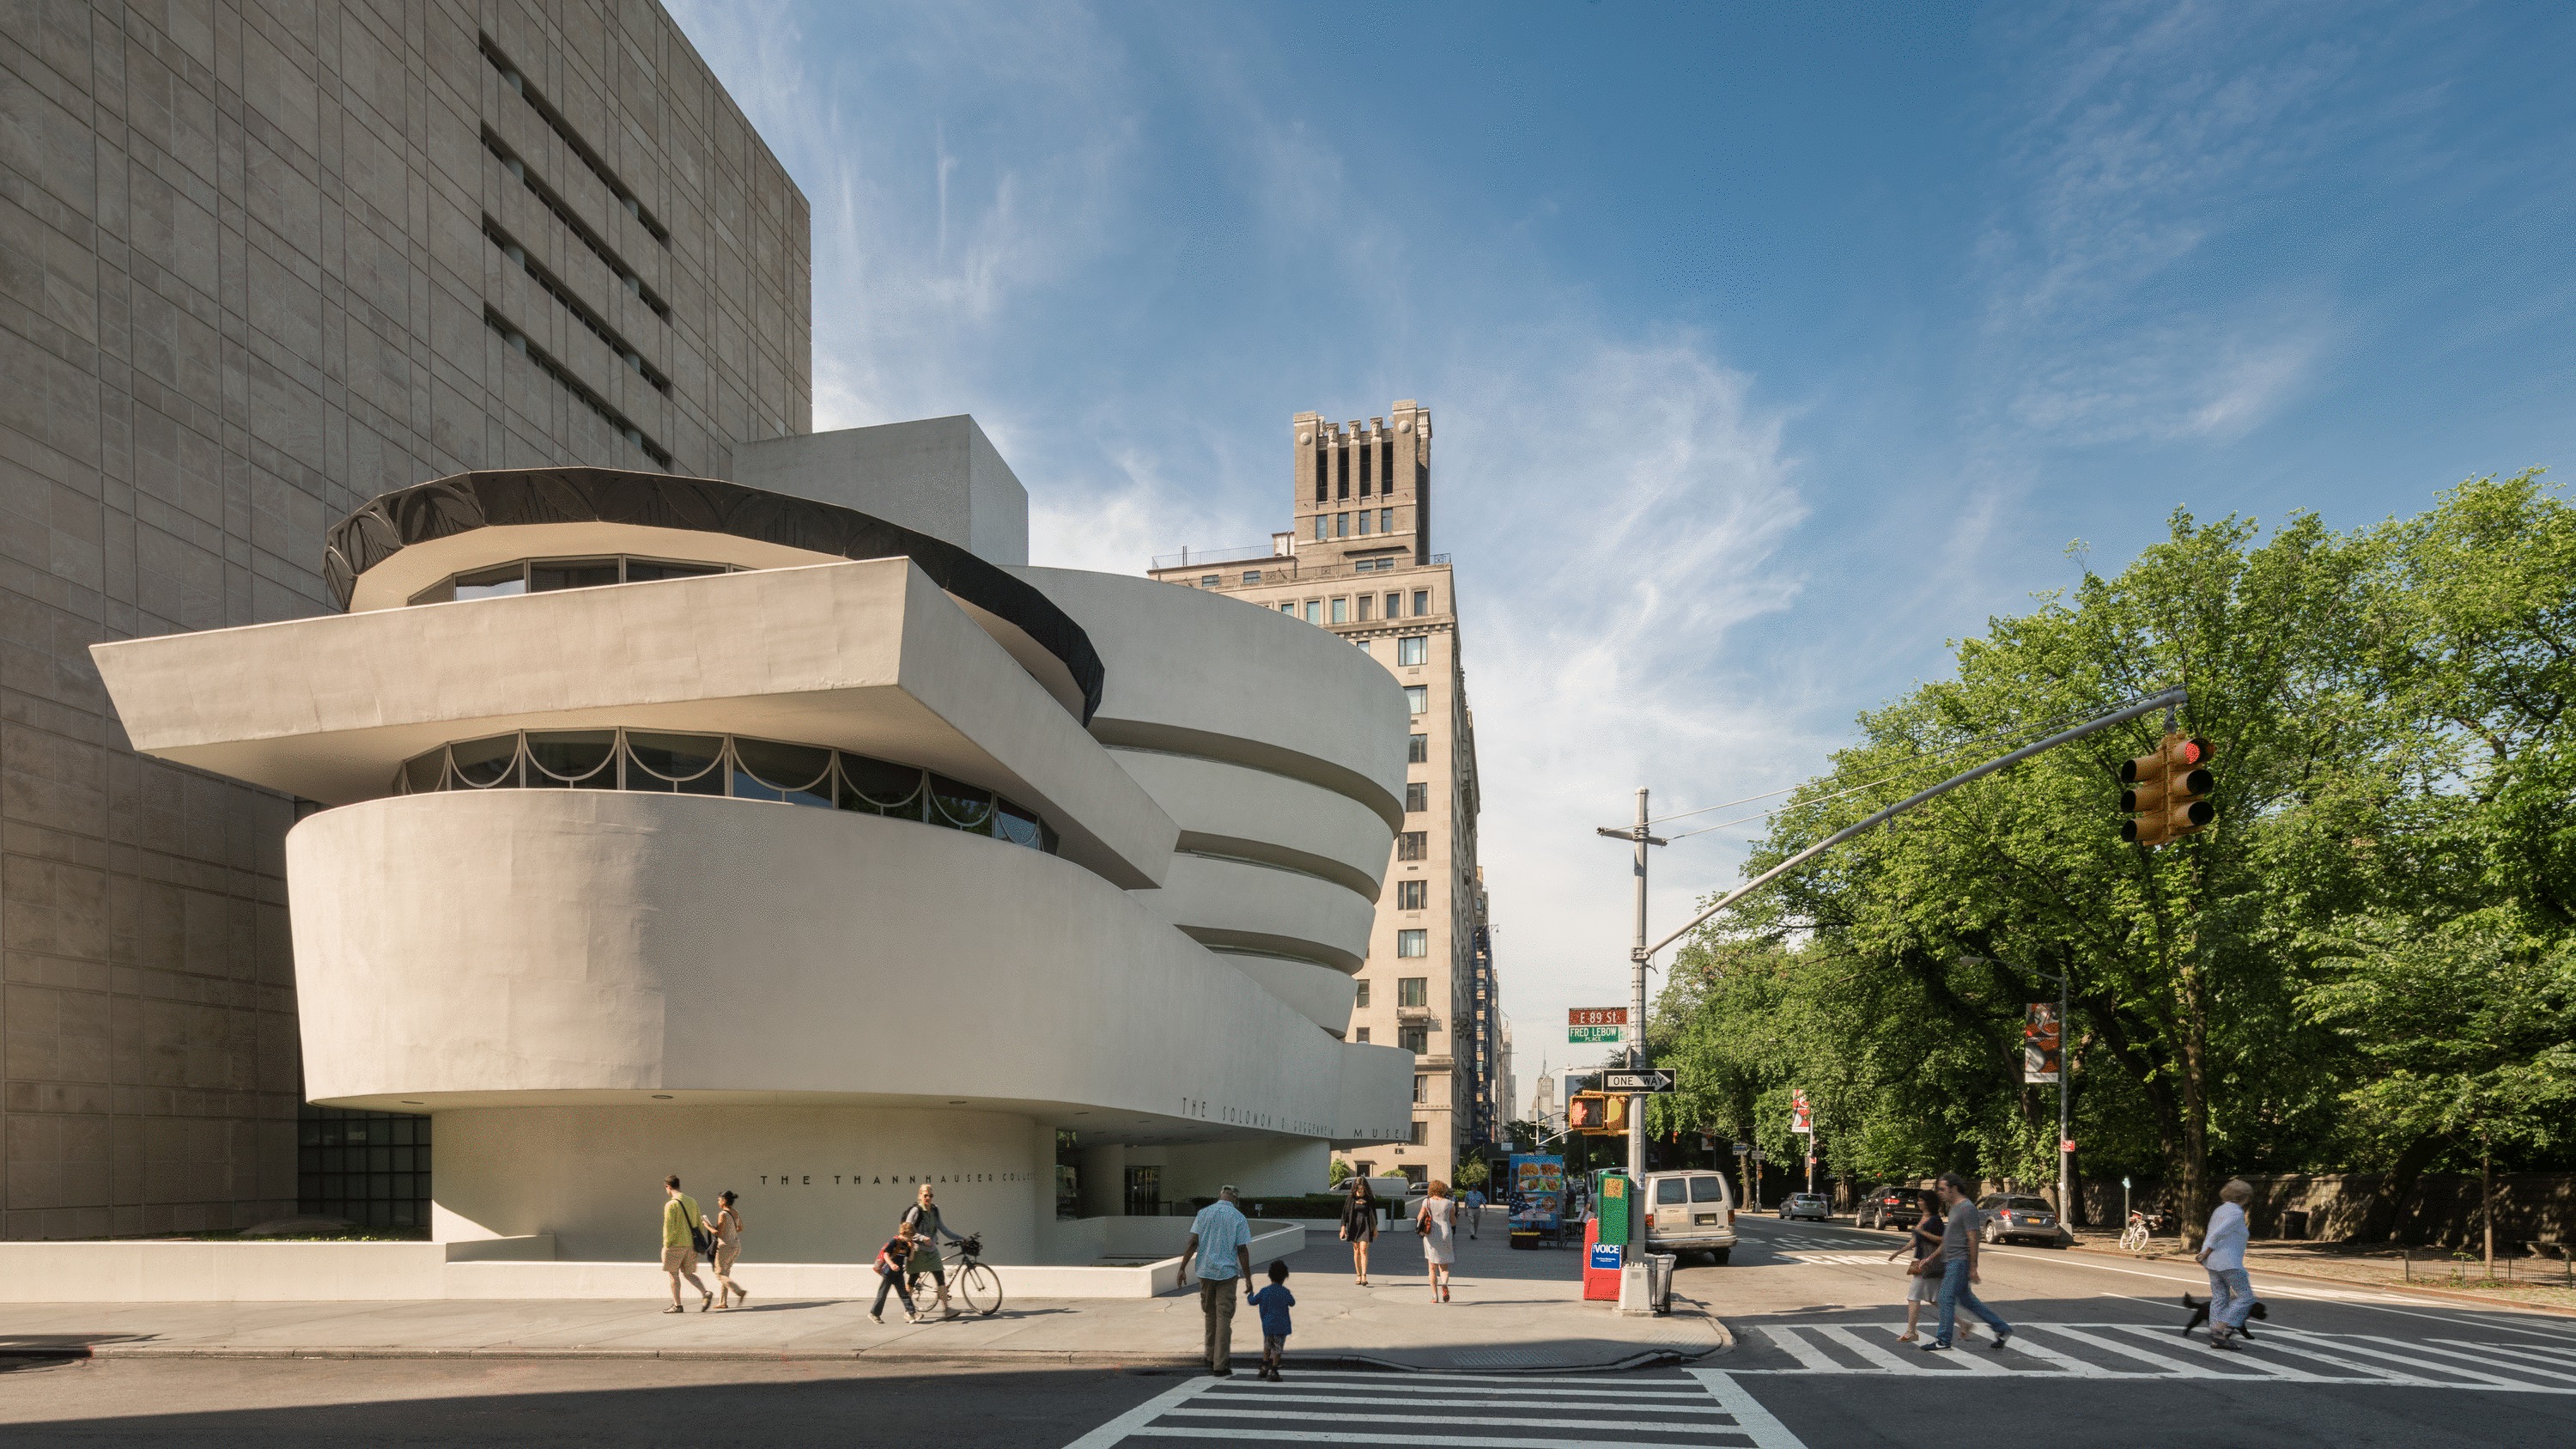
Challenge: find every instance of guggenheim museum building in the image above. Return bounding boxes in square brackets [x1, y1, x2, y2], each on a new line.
[90, 420, 1415, 1266]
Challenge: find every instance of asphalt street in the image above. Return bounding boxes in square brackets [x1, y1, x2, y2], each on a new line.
[3, 1215, 2569, 1447]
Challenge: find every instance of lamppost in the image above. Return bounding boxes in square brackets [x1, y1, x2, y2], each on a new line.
[1964, 951, 2073, 1227]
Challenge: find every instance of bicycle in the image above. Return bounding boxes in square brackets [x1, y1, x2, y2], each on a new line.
[919, 1233, 1003, 1317]
[2118, 1212, 2154, 1256]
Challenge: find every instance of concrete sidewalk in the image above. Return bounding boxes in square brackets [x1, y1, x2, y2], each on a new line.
[0, 1209, 1725, 1373]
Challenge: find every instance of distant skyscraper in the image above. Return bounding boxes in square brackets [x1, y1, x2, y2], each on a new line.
[1148, 402, 1495, 1183]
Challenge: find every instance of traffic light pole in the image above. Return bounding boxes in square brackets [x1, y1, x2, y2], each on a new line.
[1636, 687, 2189, 965]
[1595, 789, 1670, 1185]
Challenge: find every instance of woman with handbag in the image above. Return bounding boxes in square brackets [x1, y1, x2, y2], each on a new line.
[1887, 1196, 1947, 1342]
[1417, 1180, 1459, 1304]
[1340, 1178, 1379, 1286]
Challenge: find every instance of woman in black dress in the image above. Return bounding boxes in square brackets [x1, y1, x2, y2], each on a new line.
[1339, 1178, 1380, 1285]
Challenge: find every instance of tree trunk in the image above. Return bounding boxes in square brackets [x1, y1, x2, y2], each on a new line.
[2353, 1132, 2445, 1244]
[2482, 1141, 2495, 1281]
[2178, 959, 2211, 1251]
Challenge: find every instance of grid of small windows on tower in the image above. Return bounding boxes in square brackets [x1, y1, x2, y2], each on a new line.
[299, 1105, 430, 1233]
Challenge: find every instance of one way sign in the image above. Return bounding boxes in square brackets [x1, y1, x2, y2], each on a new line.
[1604, 1069, 1676, 1093]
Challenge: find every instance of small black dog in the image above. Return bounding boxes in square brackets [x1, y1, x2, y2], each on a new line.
[2180, 1291, 2268, 1339]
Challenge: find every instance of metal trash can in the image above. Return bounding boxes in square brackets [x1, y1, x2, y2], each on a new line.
[1649, 1252, 1677, 1314]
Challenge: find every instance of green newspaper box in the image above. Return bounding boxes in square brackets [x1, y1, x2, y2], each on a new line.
[1595, 1172, 1631, 1247]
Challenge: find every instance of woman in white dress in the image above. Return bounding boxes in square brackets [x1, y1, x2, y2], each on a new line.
[1417, 1179, 1458, 1303]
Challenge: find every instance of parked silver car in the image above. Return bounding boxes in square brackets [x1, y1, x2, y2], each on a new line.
[1777, 1191, 1831, 1222]
[1976, 1192, 2067, 1246]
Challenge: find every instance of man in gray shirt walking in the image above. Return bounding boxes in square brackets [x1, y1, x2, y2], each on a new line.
[1924, 1172, 2013, 1353]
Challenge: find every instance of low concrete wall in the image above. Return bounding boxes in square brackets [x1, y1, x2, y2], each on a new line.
[0, 1224, 1303, 1303]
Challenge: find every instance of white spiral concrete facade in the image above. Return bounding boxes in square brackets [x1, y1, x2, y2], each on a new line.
[92, 437, 1414, 1265]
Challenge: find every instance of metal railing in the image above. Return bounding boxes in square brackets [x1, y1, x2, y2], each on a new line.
[1151, 543, 1280, 569]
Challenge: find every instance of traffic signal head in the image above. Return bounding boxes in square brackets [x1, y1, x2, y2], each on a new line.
[1603, 1093, 1631, 1134]
[2120, 734, 2215, 846]
[1566, 1093, 1601, 1132]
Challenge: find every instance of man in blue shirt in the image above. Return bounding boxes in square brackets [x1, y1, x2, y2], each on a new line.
[1177, 1184, 1255, 1375]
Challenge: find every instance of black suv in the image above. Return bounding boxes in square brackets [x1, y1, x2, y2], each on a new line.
[1858, 1184, 1927, 1230]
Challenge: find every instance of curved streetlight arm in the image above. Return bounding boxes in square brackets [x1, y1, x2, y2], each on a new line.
[1635, 686, 2187, 963]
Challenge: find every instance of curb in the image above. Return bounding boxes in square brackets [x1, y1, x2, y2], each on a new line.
[4, 1301, 1732, 1375]
[2058, 1239, 2576, 1318]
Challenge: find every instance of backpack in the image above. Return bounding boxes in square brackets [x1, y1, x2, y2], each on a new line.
[684, 1200, 714, 1257]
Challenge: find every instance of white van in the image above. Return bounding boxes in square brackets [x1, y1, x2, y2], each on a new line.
[1639, 1169, 1737, 1264]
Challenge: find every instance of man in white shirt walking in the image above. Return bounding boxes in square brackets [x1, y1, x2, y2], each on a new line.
[1178, 1184, 1256, 1376]
[2196, 1178, 2257, 1349]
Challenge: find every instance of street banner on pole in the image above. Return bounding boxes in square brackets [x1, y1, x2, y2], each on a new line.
[1569, 1007, 1627, 1044]
[2024, 1002, 2063, 1084]
[1789, 1087, 1813, 1135]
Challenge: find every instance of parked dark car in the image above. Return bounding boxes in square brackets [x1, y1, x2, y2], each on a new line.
[1858, 1185, 1928, 1231]
[1975, 1192, 2066, 1246]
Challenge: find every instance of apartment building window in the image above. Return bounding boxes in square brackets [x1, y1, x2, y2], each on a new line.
[1315, 449, 1328, 502]
[1332, 597, 1349, 624]
[1357, 511, 1371, 535]
[1384, 592, 1402, 618]
[1408, 1120, 1429, 1146]
[1412, 1075, 1425, 1103]
[1405, 685, 1427, 715]
[1315, 516, 1327, 541]
[1352, 638, 1370, 654]
[1399, 931, 1429, 959]
[1200, 575, 1220, 587]
[1306, 601, 1323, 624]
[1398, 831, 1427, 860]
[1381, 508, 1394, 533]
[1280, 602, 1295, 614]
[1356, 1027, 1370, 1043]
[1358, 594, 1375, 621]
[1400, 1026, 1429, 1054]
[1397, 636, 1429, 667]
[1406, 782, 1428, 812]
[1336, 512, 1350, 538]
[1413, 589, 1432, 617]
[1242, 571, 1261, 584]
[1355, 980, 1371, 1008]
[1337, 445, 1350, 498]
[1398, 880, 1427, 910]
[1408, 734, 1428, 763]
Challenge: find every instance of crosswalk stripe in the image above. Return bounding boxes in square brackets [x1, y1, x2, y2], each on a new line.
[2245, 1330, 2442, 1385]
[1274, 1371, 1713, 1388]
[1193, 1391, 1732, 1413]
[1982, 1331, 2109, 1377]
[2038, 1323, 2226, 1377]
[2093, 1323, 2327, 1382]
[2449, 1340, 2576, 1375]
[1210, 1379, 1706, 1397]
[2369, 1336, 2576, 1383]
[2454, 1337, 2576, 1367]
[2275, 1329, 2567, 1388]
[1817, 1324, 2004, 1374]
[1060, 1377, 1224, 1449]
[1754, 1325, 1844, 1372]
[1686, 1370, 1814, 1449]
[1127, 1429, 1758, 1448]
[1168, 1406, 1758, 1434]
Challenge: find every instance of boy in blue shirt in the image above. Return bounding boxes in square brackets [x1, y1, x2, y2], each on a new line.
[1246, 1258, 1295, 1381]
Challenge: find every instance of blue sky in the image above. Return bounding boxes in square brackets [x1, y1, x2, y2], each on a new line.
[669, 0, 2576, 1084]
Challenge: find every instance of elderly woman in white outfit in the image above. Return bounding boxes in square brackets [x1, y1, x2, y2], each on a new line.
[2196, 1178, 2257, 1349]
[1417, 1179, 1459, 1303]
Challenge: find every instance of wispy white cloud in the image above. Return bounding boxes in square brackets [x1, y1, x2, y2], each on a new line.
[1973, 1, 2359, 444]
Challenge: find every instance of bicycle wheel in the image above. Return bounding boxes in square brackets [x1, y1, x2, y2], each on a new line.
[957, 1260, 1004, 1317]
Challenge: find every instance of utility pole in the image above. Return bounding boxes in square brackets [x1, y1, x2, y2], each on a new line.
[1595, 789, 1667, 1186]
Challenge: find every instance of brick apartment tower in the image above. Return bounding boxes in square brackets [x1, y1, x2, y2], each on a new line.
[1148, 404, 1501, 1184]
[0, 1, 808, 1237]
